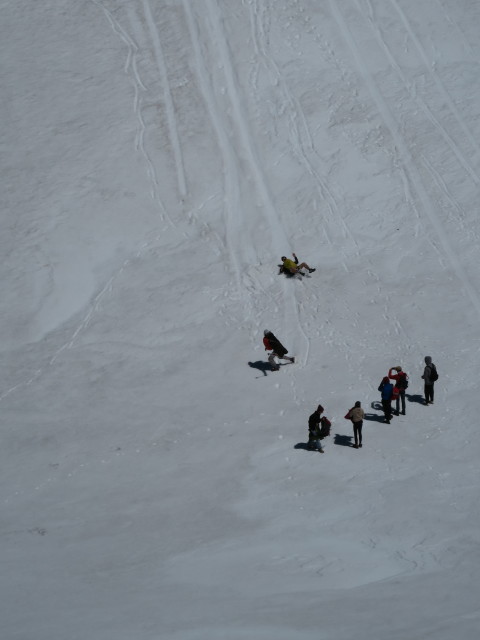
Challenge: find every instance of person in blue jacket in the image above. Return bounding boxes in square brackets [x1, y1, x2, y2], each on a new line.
[378, 376, 393, 423]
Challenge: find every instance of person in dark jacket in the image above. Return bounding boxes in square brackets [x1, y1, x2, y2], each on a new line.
[378, 376, 393, 423]
[308, 405, 326, 452]
[422, 356, 436, 405]
[347, 401, 365, 448]
[388, 366, 409, 415]
[263, 330, 295, 371]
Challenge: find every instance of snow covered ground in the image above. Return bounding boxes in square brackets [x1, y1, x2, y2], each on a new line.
[2, 1, 480, 638]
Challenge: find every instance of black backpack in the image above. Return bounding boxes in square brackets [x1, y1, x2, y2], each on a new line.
[430, 364, 439, 382]
[319, 417, 332, 439]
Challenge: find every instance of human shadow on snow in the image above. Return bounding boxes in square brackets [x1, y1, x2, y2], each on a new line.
[407, 393, 424, 405]
[248, 360, 293, 377]
[364, 412, 385, 422]
[334, 434, 354, 447]
[248, 360, 275, 377]
[294, 443, 317, 452]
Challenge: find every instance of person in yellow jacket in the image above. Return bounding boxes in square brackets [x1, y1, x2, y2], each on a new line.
[280, 252, 316, 275]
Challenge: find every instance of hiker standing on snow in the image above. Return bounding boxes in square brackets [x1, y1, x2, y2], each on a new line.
[378, 376, 394, 423]
[279, 253, 316, 276]
[307, 405, 331, 452]
[388, 366, 409, 415]
[263, 330, 295, 371]
[422, 356, 437, 405]
[308, 405, 325, 452]
[347, 401, 365, 449]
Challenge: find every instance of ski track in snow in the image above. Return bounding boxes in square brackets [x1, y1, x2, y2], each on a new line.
[248, 0, 363, 262]
[435, 0, 477, 57]
[141, 0, 187, 199]
[389, 0, 480, 164]
[181, 0, 255, 294]
[89, 1, 312, 371]
[361, 0, 480, 186]
[92, 0, 176, 226]
[247, 0, 418, 370]
[245, 0, 368, 367]
[184, 0, 311, 361]
[329, 0, 480, 320]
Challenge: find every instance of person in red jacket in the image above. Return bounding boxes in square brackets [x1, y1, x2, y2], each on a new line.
[263, 330, 295, 371]
[388, 366, 409, 415]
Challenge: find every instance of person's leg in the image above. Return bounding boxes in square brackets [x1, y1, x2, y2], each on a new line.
[395, 395, 400, 415]
[425, 384, 433, 404]
[381, 399, 389, 422]
[353, 423, 359, 447]
[268, 352, 279, 370]
[430, 384, 434, 403]
[383, 400, 392, 422]
[358, 422, 363, 447]
[400, 391, 406, 415]
[298, 262, 315, 273]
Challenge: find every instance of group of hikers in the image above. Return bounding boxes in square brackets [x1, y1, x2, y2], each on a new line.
[262, 326, 438, 454]
[309, 357, 438, 453]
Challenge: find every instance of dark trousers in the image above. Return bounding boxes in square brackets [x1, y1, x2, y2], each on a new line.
[353, 421, 363, 446]
[382, 398, 392, 422]
[424, 383, 434, 404]
[395, 390, 406, 415]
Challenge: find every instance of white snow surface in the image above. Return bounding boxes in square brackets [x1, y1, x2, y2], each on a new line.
[2, 1, 480, 638]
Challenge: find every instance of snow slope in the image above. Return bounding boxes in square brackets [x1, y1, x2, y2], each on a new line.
[2, 1, 480, 638]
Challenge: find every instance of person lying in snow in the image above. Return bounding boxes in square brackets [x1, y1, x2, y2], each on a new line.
[278, 252, 316, 276]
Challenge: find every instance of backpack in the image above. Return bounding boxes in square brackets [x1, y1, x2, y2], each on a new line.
[319, 417, 332, 439]
[344, 408, 353, 420]
[397, 373, 409, 390]
[430, 364, 439, 382]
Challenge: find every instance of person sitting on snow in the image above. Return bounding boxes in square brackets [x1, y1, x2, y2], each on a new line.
[279, 252, 316, 275]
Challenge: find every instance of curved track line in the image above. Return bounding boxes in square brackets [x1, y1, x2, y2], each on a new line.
[329, 0, 480, 319]
[93, 1, 175, 226]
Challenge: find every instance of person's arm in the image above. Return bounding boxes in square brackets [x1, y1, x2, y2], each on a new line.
[292, 253, 299, 265]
